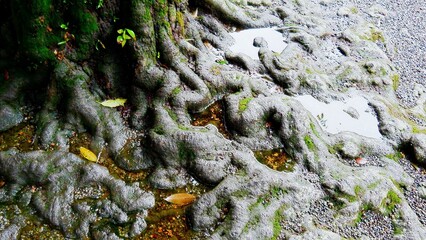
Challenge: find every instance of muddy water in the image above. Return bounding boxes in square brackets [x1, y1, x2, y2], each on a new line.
[254, 148, 295, 172]
[229, 28, 287, 60]
[295, 94, 382, 139]
[191, 101, 230, 138]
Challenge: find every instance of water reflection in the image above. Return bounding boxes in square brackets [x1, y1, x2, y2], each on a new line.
[229, 28, 287, 60]
[295, 94, 382, 139]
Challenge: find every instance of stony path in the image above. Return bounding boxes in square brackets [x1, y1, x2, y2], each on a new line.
[332, 0, 426, 107]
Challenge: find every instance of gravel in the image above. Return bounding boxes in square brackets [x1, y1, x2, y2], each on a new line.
[321, 0, 426, 107]
[307, 0, 426, 237]
[400, 157, 426, 225]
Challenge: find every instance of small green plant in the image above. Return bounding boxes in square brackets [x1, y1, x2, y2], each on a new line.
[58, 23, 73, 46]
[60, 23, 68, 30]
[239, 97, 253, 113]
[381, 190, 401, 215]
[58, 32, 74, 46]
[116, 28, 136, 47]
[216, 59, 228, 65]
[304, 135, 315, 151]
[96, 0, 104, 9]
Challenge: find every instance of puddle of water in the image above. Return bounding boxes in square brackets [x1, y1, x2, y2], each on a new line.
[229, 28, 287, 60]
[191, 101, 230, 138]
[295, 95, 382, 139]
[254, 148, 295, 172]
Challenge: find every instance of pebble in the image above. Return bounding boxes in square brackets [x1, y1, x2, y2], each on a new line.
[399, 157, 426, 225]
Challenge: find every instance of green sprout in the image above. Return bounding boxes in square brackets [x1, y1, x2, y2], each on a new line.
[95, 39, 106, 50]
[117, 28, 136, 47]
[60, 23, 68, 30]
[97, 0, 104, 9]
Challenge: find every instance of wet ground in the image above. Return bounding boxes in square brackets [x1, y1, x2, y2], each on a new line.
[191, 100, 231, 139]
[0, 115, 210, 239]
[254, 148, 295, 172]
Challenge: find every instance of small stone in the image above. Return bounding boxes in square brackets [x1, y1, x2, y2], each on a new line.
[356, 157, 367, 165]
[367, 4, 388, 18]
[344, 107, 360, 119]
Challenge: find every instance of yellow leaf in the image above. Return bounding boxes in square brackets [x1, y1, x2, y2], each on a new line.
[98, 98, 127, 108]
[164, 193, 196, 206]
[79, 147, 98, 162]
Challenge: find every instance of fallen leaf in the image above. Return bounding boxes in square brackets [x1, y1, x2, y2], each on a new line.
[355, 157, 367, 165]
[164, 193, 196, 206]
[80, 147, 97, 162]
[98, 98, 127, 108]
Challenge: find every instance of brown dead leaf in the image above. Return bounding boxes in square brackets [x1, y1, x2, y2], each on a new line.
[164, 193, 196, 206]
[355, 157, 367, 165]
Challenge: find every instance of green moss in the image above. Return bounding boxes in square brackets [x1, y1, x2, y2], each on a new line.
[271, 186, 286, 198]
[176, 10, 185, 36]
[165, 107, 178, 122]
[337, 67, 353, 81]
[152, 126, 165, 135]
[386, 151, 403, 162]
[305, 68, 314, 74]
[354, 185, 364, 196]
[239, 97, 253, 113]
[154, 0, 173, 39]
[271, 210, 282, 240]
[171, 87, 181, 96]
[412, 126, 426, 134]
[70, 8, 99, 59]
[310, 122, 319, 137]
[244, 215, 260, 233]
[328, 146, 337, 155]
[381, 190, 401, 215]
[367, 180, 382, 190]
[328, 142, 343, 155]
[178, 124, 190, 131]
[303, 135, 316, 151]
[359, 28, 385, 42]
[232, 189, 250, 198]
[354, 203, 374, 224]
[370, 30, 385, 42]
[391, 74, 400, 91]
[177, 142, 196, 162]
[217, 59, 228, 65]
[11, 0, 62, 65]
[350, 7, 359, 14]
[393, 221, 404, 235]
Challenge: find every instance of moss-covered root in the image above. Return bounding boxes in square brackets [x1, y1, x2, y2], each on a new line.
[188, 152, 321, 239]
[48, 60, 147, 170]
[0, 149, 154, 238]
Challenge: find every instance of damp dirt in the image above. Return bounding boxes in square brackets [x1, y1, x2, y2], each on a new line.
[0, 123, 36, 152]
[138, 183, 210, 240]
